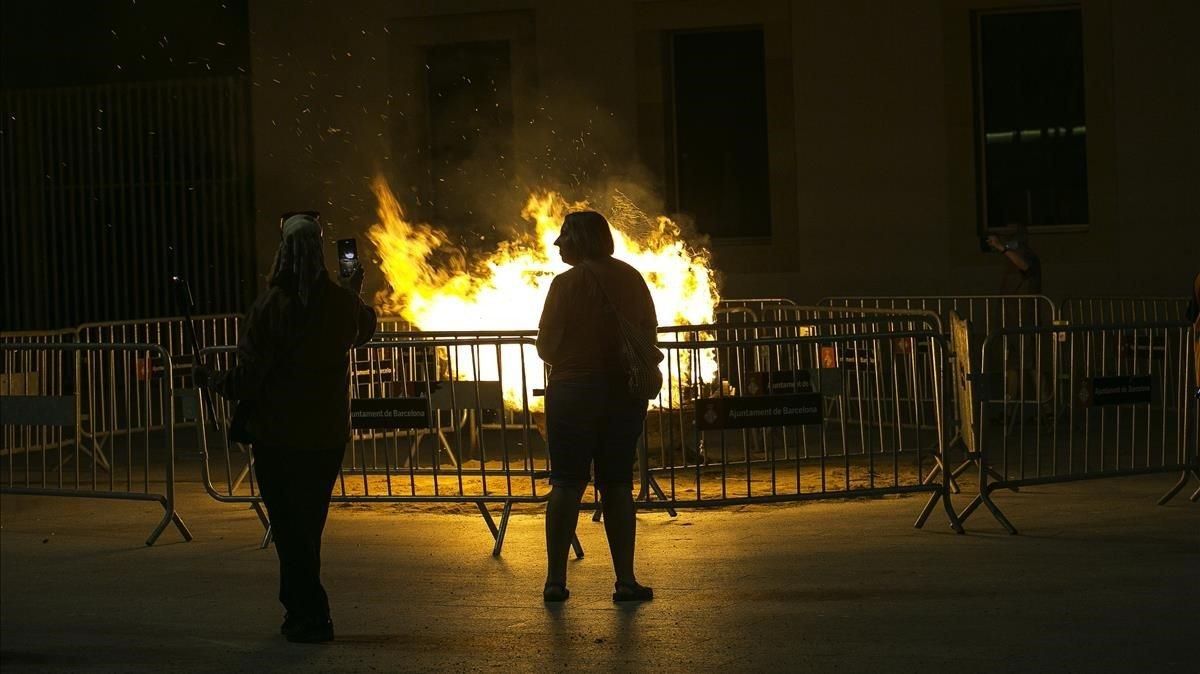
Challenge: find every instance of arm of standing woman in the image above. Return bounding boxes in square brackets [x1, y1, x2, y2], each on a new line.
[208, 292, 283, 401]
[340, 265, 378, 347]
[352, 300, 377, 348]
[537, 276, 567, 366]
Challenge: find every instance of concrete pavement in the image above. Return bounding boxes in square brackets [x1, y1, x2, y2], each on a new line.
[2, 474, 1197, 672]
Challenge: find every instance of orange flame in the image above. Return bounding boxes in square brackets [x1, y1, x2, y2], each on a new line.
[365, 175, 719, 408]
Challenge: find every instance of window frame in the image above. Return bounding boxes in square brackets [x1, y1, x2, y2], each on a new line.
[665, 24, 773, 242]
[971, 3, 1091, 234]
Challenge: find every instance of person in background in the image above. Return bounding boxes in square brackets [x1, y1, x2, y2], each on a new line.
[988, 222, 1042, 295]
[988, 222, 1048, 418]
[536, 211, 657, 604]
[195, 212, 376, 643]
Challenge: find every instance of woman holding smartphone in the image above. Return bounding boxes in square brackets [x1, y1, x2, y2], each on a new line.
[196, 212, 376, 643]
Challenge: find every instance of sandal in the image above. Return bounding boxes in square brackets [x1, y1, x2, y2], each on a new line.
[543, 582, 570, 602]
[612, 580, 653, 602]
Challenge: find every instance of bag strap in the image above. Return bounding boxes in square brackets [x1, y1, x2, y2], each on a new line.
[579, 260, 622, 321]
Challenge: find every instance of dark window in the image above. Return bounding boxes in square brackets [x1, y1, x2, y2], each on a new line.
[425, 40, 514, 232]
[974, 7, 1088, 230]
[670, 28, 771, 238]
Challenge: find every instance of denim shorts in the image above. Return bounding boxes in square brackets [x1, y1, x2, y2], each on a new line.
[545, 375, 648, 489]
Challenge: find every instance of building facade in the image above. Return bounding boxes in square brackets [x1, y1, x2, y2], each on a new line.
[248, 0, 1199, 304]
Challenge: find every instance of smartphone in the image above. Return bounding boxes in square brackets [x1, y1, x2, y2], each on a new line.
[336, 238, 360, 278]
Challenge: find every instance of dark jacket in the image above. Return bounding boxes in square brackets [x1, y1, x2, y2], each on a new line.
[211, 273, 377, 450]
[537, 257, 657, 382]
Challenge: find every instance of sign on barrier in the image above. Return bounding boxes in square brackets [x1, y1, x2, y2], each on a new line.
[1079, 375, 1155, 407]
[351, 398, 431, 429]
[0, 396, 75, 427]
[696, 394, 823, 430]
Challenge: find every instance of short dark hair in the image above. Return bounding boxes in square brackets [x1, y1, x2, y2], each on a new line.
[559, 211, 615, 259]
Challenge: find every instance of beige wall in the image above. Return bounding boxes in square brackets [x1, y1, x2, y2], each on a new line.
[248, 0, 1199, 304]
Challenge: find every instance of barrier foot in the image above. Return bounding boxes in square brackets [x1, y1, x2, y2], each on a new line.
[1158, 468, 1200, 506]
[960, 486, 1018, 534]
[592, 498, 603, 523]
[913, 492, 937, 529]
[475, 501, 499, 539]
[248, 503, 273, 548]
[571, 534, 584, 559]
[957, 495, 983, 525]
[646, 475, 678, 518]
[145, 499, 191, 546]
[914, 491, 964, 534]
[987, 467, 1019, 492]
[250, 502, 270, 530]
[171, 511, 193, 543]
[492, 501, 513, 557]
[231, 460, 253, 494]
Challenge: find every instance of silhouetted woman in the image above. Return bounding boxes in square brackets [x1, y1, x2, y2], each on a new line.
[536, 211, 657, 603]
[196, 213, 376, 642]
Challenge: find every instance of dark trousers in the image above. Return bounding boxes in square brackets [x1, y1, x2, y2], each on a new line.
[253, 445, 345, 622]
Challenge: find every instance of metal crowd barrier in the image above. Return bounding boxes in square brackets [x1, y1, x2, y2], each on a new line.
[819, 296, 1056, 484]
[74, 315, 240, 465]
[1, 342, 192, 546]
[716, 298, 797, 314]
[952, 315, 1199, 533]
[1, 328, 77, 346]
[819, 295, 1055, 340]
[1058, 296, 1191, 325]
[194, 337, 584, 557]
[638, 326, 963, 532]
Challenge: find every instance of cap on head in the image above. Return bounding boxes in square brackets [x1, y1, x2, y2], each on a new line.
[282, 213, 322, 239]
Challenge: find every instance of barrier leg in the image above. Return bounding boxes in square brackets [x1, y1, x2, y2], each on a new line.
[437, 430, 459, 468]
[922, 458, 962, 494]
[475, 501, 499, 539]
[492, 501, 513, 557]
[980, 484, 1018, 534]
[250, 501, 270, 529]
[250, 502, 272, 549]
[171, 510, 192, 543]
[644, 475, 678, 518]
[53, 440, 111, 474]
[913, 490, 965, 534]
[230, 459, 253, 494]
[959, 484, 1018, 534]
[949, 457, 1018, 493]
[571, 533, 584, 559]
[145, 498, 192, 546]
[1158, 468, 1200, 505]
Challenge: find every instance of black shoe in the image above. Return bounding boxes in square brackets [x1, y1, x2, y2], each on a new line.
[543, 582, 570, 602]
[613, 580, 653, 603]
[285, 619, 334, 644]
